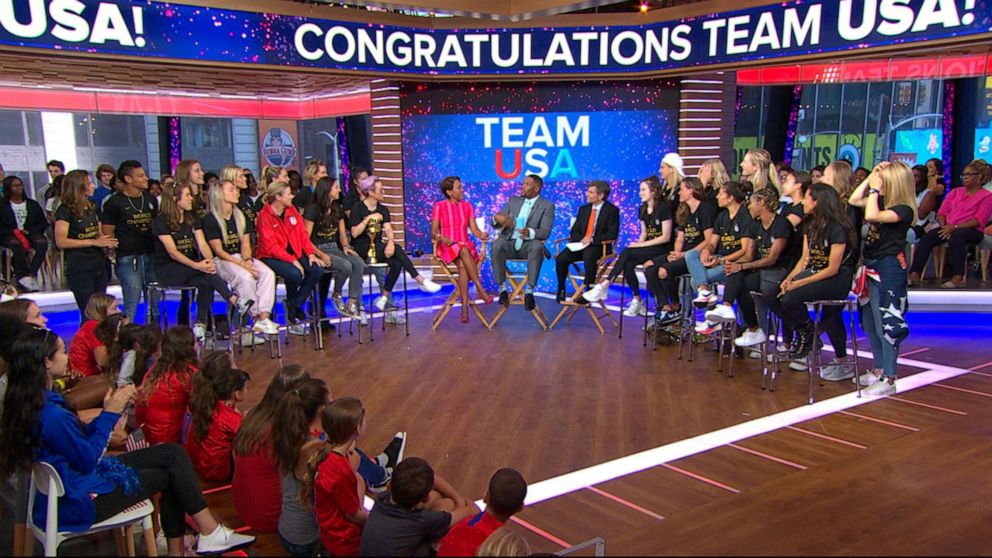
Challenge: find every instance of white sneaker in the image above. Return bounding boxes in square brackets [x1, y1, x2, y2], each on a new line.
[359, 311, 369, 326]
[583, 284, 608, 303]
[385, 310, 406, 325]
[374, 295, 389, 311]
[253, 318, 280, 335]
[735, 329, 767, 347]
[420, 279, 442, 293]
[693, 288, 718, 307]
[856, 370, 882, 387]
[622, 298, 643, 317]
[863, 379, 897, 396]
[235, 297, 254, 318]
[195, 524, 255, 555]
[789, 359, 808, 371]
[705, 305, 737, 323]
[18, 276, 39, 292]
[288, 323, 308, 336]
[240, 333, 265, 347]
[694, 320, 722, 334]
[821, 363, 855, 382]
[193, 322, 207, 342]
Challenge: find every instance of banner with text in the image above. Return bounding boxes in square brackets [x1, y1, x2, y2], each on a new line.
[0, 0, 988, 76]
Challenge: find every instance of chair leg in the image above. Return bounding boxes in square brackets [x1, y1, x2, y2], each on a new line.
[142, 516, 158, 557]
[125, 525, 137, 556]
[113, 528, 127, 556]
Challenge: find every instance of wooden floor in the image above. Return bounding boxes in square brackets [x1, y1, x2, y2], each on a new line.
[206, 295, 992, 556]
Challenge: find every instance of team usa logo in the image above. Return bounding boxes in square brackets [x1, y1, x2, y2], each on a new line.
[474, 115, 589, 180]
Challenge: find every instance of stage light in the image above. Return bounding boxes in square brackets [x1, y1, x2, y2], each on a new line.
[639, 2, 650, 13]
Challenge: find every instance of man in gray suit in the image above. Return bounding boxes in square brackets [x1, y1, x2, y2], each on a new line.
[491, 174, 556, 310]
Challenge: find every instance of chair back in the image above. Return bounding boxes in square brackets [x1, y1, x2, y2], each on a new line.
[30, 463, 64, 498]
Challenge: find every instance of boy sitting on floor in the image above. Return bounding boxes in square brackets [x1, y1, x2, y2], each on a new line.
[437, 468, 527, 557]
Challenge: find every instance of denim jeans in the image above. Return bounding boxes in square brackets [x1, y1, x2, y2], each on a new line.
[261, 257, 326, 309]
[860, 255, 909, 379]
[116, 254, 157, 323]
[685, 249, 726, 290]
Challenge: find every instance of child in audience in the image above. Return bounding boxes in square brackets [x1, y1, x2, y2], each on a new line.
[67, 293, 120, 377]
[476, 528, 532, 557]
[135, 325, 199, 445]
[359, 456, 479, 556]
[186, 355, 250, 481]
[109, 324, 162, 387]
[233, 364, 312, 533]
[437, 468, 527, 557]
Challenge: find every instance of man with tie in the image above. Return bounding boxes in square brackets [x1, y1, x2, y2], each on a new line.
[491, 174, 556, 310]
[555, 180, 620, 303]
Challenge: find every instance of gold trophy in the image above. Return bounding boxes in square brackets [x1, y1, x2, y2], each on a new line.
[366, 214, 384, 265]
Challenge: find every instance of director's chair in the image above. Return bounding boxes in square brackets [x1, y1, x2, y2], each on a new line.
[431, 239, 492, 330]
[548, 239, 618, 334]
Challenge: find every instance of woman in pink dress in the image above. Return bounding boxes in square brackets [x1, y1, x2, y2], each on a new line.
[431, 176, 492, 322]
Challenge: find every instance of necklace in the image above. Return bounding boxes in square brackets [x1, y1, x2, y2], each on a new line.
[124, 191, 145, 213]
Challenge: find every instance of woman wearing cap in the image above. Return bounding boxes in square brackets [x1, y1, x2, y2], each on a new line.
[659, 153, 685, 208]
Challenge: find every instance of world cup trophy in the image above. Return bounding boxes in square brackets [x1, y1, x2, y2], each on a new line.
[366, 214, 384, 265]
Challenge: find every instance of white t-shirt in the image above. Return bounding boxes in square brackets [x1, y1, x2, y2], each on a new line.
[10, 200, 27, 230]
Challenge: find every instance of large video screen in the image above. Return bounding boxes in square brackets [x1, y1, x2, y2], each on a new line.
[400, 80, 679, 291]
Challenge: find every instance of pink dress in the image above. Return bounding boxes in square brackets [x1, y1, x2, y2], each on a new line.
[432, 200, 480, 264]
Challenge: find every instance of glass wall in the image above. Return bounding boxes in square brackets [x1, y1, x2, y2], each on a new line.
[298, 117, 344, 182]
[735, 79, 946, 173]
[181, 117, 234, 173]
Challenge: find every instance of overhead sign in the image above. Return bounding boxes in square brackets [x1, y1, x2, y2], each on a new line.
[0, 0, 988, 76]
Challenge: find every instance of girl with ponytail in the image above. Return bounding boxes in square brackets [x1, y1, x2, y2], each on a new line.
[185, 351, 250, 481]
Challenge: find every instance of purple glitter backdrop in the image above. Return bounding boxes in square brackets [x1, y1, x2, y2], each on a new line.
[400, 80, 678, 291]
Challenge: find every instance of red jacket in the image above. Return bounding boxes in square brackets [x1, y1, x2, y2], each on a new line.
[185, 401, 242, 481]
[232, 435, 282, 533]
[135, 365, 197, 446]
[255, 203, 315, 262]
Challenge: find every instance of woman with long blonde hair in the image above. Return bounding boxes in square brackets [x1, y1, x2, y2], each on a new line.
[204, 180, 278, 341]
[698, 158, 730, 199]
[54, 170, 117, 314]
[848, 162, 917, 395]
[739, 148, 781, 194]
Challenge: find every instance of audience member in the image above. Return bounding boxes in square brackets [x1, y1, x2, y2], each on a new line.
[54, 170, 116, 315]
[135, 325, 199, 445]
[306, 176, 368, 322]
[1, 175, 48, 292]
[67, 293, 120, 378]
[186, 353, 250, 481]
[476, 528, 531, 557]
[437, 468, 527, 557]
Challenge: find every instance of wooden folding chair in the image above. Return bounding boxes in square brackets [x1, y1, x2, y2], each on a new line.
[489, 258, 550, 330]
[431, 239, 491, 330]
[549, 239, 618, 334]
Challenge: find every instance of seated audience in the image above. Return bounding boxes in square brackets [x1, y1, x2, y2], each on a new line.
[305, 177, 367, 321]
[233, 364, 312, 533]
[107, 323, 161, 387]
[908, 159, 992, 288]
[766, 184, 857, 380]
[553, 180, 620, 304]
[0, 329, 254, 556]
[0, 297, 49, 330]
[437, 468, 528, 557]
[697, 158, 730, 200]
[67, 293, 120, 378]
[584, 176, 673, 314]
[739, 148, 781, 194]
[135, 325, 199, 445]
[358, 455, 479, 556]
[476, 529, 532, 557]
[186, 354, 250, 481]
[430, 176, 492, 323]
[0, 175, 48, 292]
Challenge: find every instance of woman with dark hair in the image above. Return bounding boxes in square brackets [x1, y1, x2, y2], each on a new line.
[780, 170, 811, 228]
[304, 176, 367, 321]
[908, 160, 992, 288]
[43, 174, 64, 219]
[174, 159, 208, 217]
[0, 175, 48, 292]
[153, 183, 253, 340]
[54, 170, 117, 315]
[430, 176, 491, 323]
[233, 364, 312, 533]
[0, 329, 254, 556]
[134, 325, 199, 445]
[584, 176, 673, 316]
[288, 170, 304, 197]
[766, 184, 857, 368]
[0, 297, 48, 329]
[350, 175, 440, 323]
[645, 177, 717, 327]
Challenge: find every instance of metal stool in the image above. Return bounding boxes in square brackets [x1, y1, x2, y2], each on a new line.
[805, 298, 861, 404]
[748, 291, 785, 391]
[363, 263, 410, 341]
[618, 264, 652, 345]
[146, 282, 233, 355]
[676, 277, 737, 375]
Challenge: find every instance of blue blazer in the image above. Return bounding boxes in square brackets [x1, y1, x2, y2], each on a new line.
[33, 390, 134, 532]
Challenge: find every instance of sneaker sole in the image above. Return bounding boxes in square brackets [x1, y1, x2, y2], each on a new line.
[196, 538, 255, 556]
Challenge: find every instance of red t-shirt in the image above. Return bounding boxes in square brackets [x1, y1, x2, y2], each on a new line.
[437, 511, 504, 557]
[232, 436, 282, 533]
[185, 402, 242, 481]
[135, 365, 196, 446]
[68, 320, 103, 377]
[315, 451, 363, 556]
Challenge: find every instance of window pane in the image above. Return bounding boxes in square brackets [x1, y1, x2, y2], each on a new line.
[24, 112, 44, 146]
[0, 110, 26, 145]
[74, 113, 91, 147]
[91, 114, 147, 148]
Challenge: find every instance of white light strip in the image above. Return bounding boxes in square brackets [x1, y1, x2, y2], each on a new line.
[680, 137, 723, 141]
[678, 128, 721, 132]
[371, 115, 400, 119]
[680, 155, 718, 160]
[41, 112, 78, 172]
[681, 89, 723, 94]
[683, 80, 724, 84]
[680, 108, 722, 113]
[680, 99, 722, 103]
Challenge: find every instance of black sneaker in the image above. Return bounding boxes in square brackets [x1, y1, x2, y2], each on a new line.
[380, 432, 407, 470]
[524, 293, 536, 310]
[556, 289, 566, 303]
[499, 291, 510, 306]
[789, 325, 814, 359]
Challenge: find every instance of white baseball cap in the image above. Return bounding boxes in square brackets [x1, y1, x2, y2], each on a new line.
[661, 152, 684, 177]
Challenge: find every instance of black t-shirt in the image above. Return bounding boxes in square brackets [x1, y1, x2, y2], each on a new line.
[805, 221, 852, 273]
[358, 493, 451, 557]
[303, 202, 341, 248]
[54, 205, 105, 271]
[864, 201, 914, 260]
[681, 201, 717, 251]
[641, 201, 673, 248]
[237, 194, 258, 224]
[780, 201, 804, 226]
[846, 203, 864, 264]
[348, 202, 390, 261]
[152, 213, 202, 266]
[712, 207, 754, 256]
[752, 214, 797, 270]
[293, 186, 314, 210]
[342, 186, 360, 213]
[202, 212, 252, 255]
[101, 192, 158, 256]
